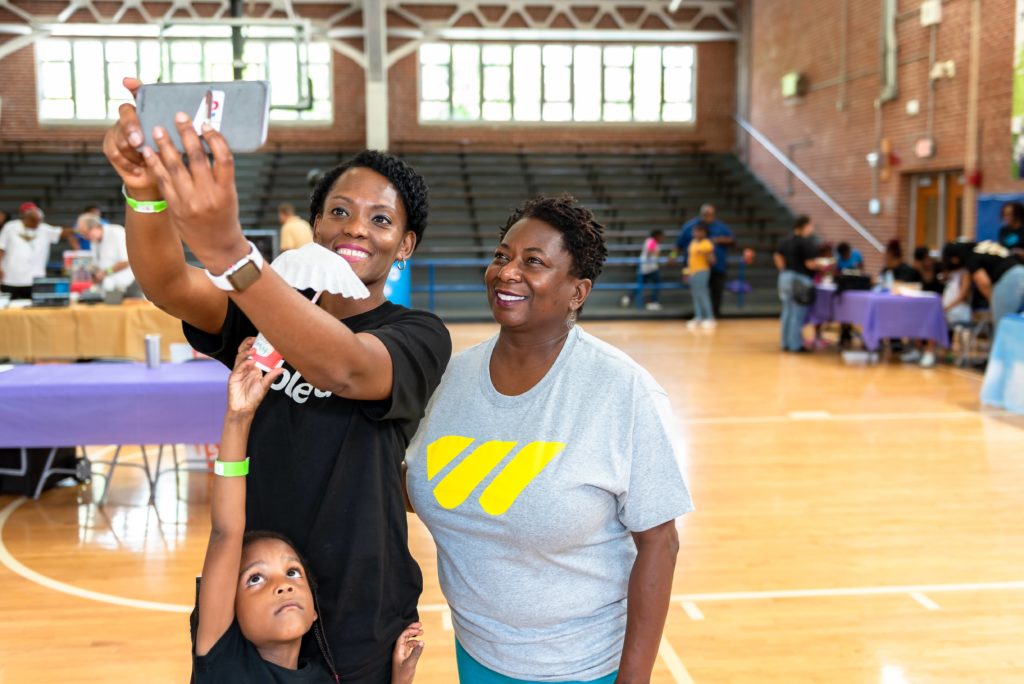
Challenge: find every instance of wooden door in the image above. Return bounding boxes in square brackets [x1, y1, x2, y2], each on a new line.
[913, 171, 965, 248]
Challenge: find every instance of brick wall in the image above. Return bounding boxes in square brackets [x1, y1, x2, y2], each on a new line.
[746, 0, 1020, 271]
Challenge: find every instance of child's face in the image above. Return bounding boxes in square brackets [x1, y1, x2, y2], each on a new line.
[693, 228, 707, 240]
[235, 538, 317, 647]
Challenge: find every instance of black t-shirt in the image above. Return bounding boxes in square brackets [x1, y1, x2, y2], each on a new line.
[185, 300, 451, 678]
[194, 620, 334, 683]
[881, 263, 922, 283]
[968, 251, 1019, 285]
[775, 234, 817, 277]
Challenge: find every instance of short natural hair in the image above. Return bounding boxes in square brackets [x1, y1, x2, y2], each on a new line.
[277, 203, 295, 216]
[500, 194, 608, 282]
[793, 215, 812, 231]
[309, 150, 430, 250]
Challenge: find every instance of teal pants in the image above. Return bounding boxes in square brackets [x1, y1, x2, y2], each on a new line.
[455, 640, 618, 684]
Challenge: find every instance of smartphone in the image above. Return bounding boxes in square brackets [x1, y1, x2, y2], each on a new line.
[136, 80, 271, 153]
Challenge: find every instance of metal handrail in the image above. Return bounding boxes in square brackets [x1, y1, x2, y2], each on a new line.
[410, 256, 749, 313]
[735, 116, 885, 252]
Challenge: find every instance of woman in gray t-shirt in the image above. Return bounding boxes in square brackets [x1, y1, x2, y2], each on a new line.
[406, 195, 693, 683]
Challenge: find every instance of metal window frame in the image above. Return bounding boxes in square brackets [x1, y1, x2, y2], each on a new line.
[419, 41, 697, 125]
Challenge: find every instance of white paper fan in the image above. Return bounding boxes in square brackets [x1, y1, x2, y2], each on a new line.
[270, 242, 370, 300]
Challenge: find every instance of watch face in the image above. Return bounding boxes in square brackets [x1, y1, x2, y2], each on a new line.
[227, 260, 262, 292]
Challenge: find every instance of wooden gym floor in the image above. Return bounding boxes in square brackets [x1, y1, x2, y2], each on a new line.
[1, 319, 1022, 683]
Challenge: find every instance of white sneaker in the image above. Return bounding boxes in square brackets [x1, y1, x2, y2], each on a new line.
[645, 302, 663, 311]
[900, 349, 922, 363]
[701, 319, 717, 330]
[920, 351, 936, 368]
[686, 319, 699, 329]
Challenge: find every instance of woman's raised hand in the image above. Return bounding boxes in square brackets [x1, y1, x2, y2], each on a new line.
[102, 77, 161, 200]
[140, 110, 249, 272]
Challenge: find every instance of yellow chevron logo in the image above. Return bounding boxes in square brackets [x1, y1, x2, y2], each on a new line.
[426, 436, 566, 516]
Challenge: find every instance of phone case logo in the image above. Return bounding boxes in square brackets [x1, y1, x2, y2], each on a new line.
[192, 89, 226, 135]
[426, 436, 565, 516]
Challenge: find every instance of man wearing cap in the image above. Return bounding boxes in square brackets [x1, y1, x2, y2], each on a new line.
[0, 203, 73, 300]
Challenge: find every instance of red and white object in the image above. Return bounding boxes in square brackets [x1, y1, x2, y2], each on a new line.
[252, 332, 285, 373]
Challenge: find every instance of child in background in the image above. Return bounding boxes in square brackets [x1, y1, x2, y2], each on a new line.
[193, 337, 424, 683]
[639, 229, 664, 311]
[686, 223, 716, 329]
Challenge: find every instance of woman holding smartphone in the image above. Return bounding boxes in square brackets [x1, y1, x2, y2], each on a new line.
[103, 78, 451, 683]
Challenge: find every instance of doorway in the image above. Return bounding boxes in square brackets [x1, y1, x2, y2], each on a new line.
[910, 171, 964, 249]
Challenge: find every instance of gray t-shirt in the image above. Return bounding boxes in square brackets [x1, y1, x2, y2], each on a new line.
[406, 326, 693, 681]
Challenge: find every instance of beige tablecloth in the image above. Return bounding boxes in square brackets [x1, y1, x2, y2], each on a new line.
[0, 301, 189, 362]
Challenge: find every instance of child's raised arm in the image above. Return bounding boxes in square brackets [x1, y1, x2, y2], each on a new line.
[195, 337, 283, 656]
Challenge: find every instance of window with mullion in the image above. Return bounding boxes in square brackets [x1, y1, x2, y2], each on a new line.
[418, 42, 697, 124]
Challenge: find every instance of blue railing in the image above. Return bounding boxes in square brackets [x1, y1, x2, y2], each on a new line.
[410, 256, 749, 312]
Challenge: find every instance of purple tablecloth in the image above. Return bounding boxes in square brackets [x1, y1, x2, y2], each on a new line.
[0, 361, 228, 448]
[807, 288, 949, 351]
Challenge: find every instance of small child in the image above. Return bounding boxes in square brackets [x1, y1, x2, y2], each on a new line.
[193, 337, 424, 683]
[639, 229, 664, 311]
[685, 223, 716, 329]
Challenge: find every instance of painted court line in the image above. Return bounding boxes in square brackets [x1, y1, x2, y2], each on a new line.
[787, 410, 832, 420]
[910, 592, 941, 611]
[683, 409, 1014, 426]
[0, 498, 191, 613]
[658, 636, 696, 684]
[441, 609, 453, 631]
[4, 497, 1022, 619]
[681, 601, 705, 621]
[667, 580, 1024, 603]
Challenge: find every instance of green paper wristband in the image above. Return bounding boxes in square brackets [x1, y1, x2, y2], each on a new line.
[214, 458, 249, 477]
[122, 184, 167, 214]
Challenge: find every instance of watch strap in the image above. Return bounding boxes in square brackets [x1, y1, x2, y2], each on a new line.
[205, 241, 264, 292]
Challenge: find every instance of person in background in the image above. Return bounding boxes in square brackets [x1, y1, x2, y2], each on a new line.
[0, 202, 75, 300]
[639, 228, 664, 311]
[834, 241, 862, 348]
[773, 215, 819, 353]
[80, 214, 136, 296]
[674, 203, 735, 318]
[941, 242, 972, 328]
[963, 241, 1024, 333]
[685, 223, 716, 329]
[835, 242, 864, 272]
[997, 201, 1024, 260]
[278, 202, 314, 253]
[810, 242, 836, 350]
[912, 247, 944, 295]
[75, 204, 108, 251]
[0, 208, 11, 230]
[879, 239, 921, 286]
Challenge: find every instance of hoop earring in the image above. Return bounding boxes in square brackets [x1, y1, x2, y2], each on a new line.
[396, 259, 407, 271]
[566, 309, 577, 330]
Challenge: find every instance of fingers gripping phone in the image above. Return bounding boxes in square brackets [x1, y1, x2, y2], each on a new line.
[136, 80, 271, 153]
